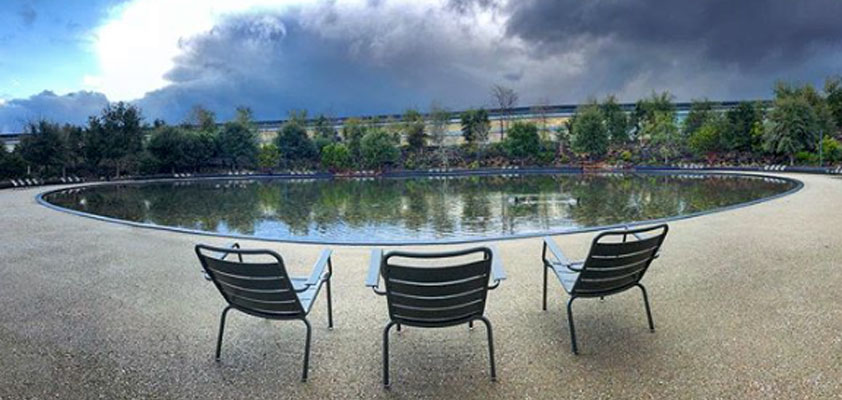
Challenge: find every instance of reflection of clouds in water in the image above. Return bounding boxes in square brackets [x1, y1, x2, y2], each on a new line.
[44, 174, 795, 243]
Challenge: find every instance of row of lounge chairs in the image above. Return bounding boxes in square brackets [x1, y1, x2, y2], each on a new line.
[195, 224, 669, 386]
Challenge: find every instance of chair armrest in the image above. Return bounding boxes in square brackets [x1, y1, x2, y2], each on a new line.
[366, 249, 386, 295]
[543, 237, 582, 272]
[304, 248, 332, 287]
[488, 245, 506, 289]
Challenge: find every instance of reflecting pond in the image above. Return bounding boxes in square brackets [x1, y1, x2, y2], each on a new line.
[43, 173, 797, 243]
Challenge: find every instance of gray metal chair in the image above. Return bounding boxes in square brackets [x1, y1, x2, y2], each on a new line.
[542, 224, 668, 354]
[365, 246, 506, 387]
[195, 243, 333, 381]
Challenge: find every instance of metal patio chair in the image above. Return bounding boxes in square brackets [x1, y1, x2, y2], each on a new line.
[365, 246, 506, 387]
[542, 224, 668, 354]
[195, 243, 333, 382]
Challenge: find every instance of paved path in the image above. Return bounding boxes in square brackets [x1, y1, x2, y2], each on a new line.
[1, 173, 840, 398]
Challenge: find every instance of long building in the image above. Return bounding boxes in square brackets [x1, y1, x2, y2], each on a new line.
[1, 100, 770, 150]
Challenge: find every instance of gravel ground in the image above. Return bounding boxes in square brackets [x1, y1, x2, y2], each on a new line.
[0, 172, 840, 399]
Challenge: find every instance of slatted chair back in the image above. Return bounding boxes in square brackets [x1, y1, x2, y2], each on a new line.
[382, 247, 493, 328]
[573, 224, 668, 297]
[196, 244, 305, 319]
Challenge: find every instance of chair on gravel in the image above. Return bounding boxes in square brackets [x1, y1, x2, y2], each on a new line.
[195, 243, 333, 382]
[542, 224, 668, 354]
[365, 246, 506, 387]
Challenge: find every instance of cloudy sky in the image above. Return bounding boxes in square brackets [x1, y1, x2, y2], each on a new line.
[1, 0, 841, 132]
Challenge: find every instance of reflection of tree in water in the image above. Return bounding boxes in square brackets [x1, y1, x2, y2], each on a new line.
[45, 174, 794, 241]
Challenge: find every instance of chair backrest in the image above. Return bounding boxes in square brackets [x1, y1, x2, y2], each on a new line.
[381, 247, 492, 327]
[195, 244, 305, 319]
[573, 224, 669, 297]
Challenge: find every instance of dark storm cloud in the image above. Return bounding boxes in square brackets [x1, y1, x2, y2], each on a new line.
[505, 0, 842, 70]
[0, 91, 108, 133]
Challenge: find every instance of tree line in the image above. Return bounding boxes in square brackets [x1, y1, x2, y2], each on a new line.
[2, 77, 842, 180]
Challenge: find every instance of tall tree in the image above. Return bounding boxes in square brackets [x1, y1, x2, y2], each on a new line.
[342, 117, 367, 165]
[429, 103, 451, 167]
[18, 120, 67, 177]
[764, 95, 818, 165]
[403, 108, 426, 151]
[490, 84, 518, 140]
[601, 95, 629, 146]
[216, 120, 258, 169]
[188, 105, 217, 133]
[571, 102, 609, 158]
[644, 111, 681, 163]
[683, 99, 714, 139]
[632, 91, 675, 141]
[824, 76, 842, 134]
[460, 108, 490, 147]
[85, 102, 143, 177]
[275, 112, 317, 166]
[147, 126, 188, 173]
[724, 101, 764, 151]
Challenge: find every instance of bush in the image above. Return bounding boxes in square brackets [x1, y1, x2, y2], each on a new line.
[822, 136, 842, 163]
[795, 151, 817, 165]
[571, 104, 608, 158]
[503, 122, 540, 159]
[258, 144, 281, 170]
[361, 129, 399, 170]
[688, 119, 723, 156]
[321, 143, 352, 171]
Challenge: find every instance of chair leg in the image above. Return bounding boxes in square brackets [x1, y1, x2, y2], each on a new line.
[468, 320, 474, 330]
[566, 297, 578, 355]
[301, 318, 312, 382]
[396, 323, 402, 333]
[325, 273, 334, 330]
[636, 283, 655, 332]
[383, 321, 397, 387]
[476, 317, 497, 381]
[542, 264, 549, 311]
[215, 306, 232, 360]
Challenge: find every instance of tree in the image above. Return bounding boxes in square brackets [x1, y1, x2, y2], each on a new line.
[571, 102, 609, 158]
[313, 114, 338, 153]
[275, 115, 317, 166]
[632, 91, 675, 140]
[531, 98, 552, 140]
[825, 76, 842, 134]
[644, 111, 681, 163]
[724, 101, 764, 151]
[342, 117, 367, 165]
[147, 126, 188, 173]
[216, 121, 258, 169]
[601, 95, 628, 145]
[460, 108, 490, 147]
[257, 143, 281, 170]
[490, 84, 518, 140]
[18, 120, 67, 177]
[764, 95, 817, 165]
[429, 103, 451, 167]
[403, 108, 426, 151]
[188, 105, 217, 133]
[361, 129, 399, 170]
[503, 122, 540, 159]
[320, 143, 352, 171]
[688, 114, 726, 156]
[0, 144, 25, 179]
[683, 99, 714, 139]
[85, 102, 143, 177]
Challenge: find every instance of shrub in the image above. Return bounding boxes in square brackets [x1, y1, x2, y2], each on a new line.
[258, 144, 281, 170]
[571, 103, 609, 158]
[688, 118, 723, 156]
[821, 136, 842, 163]
[361, 129, 399, 170]
[503, 122, 540, 159]
[321, 143, 352, 171]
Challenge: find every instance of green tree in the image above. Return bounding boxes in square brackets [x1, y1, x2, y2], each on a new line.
[683, 99, 714, 138]
[403, 109, 426, 151]
[644, 111, 681, 163]
[320, 143, 352, 171]
[86, 102, 144, 177]
[688, 114, 726, 156]
[235, 106, 255, 127]
[361, 129, 399, 170]
[429, 103, 451, 167]
[275, 116, 317, 166]
[601, 95, 628, 145]
[257, 143, 281, 170]
[632, 91, 675, 140]
[342, 117, 367, 164]
[313, 114, 338, 153]
[825, 76, 842, 134]
[503, 122, 540, 159]
[188, 105, 217, 133]
[724, 101, 764, 151]
[0, 144, 26, 179]
[216, 121, 258, 169]
[460, 108, 490, 146]
[764, 95, 818, 165]
[147, 126, 188, 173]
[18, 120, 67, 177]
[183, 129, 217, 171]
[571, 102, 609, 158]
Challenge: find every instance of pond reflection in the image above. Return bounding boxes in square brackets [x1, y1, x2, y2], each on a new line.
[44, 173, 796, 243]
